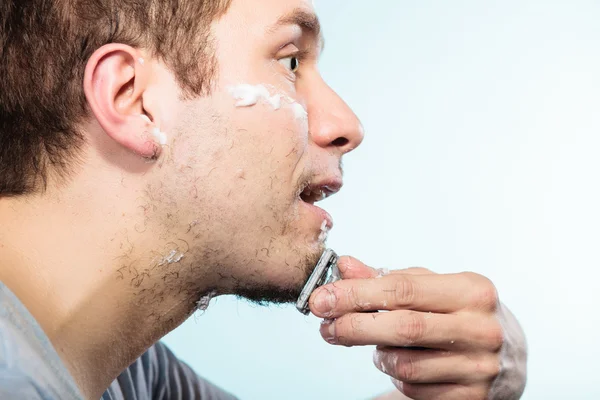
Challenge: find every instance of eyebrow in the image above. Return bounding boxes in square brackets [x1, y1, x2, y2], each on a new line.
[269, 8, 325, 51]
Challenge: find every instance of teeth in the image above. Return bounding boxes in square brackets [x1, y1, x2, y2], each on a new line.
[300, 185, 330, 203]
[314, 189, 324, 201]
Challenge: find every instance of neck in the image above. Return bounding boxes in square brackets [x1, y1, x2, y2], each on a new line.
[0, 191, 211, 399]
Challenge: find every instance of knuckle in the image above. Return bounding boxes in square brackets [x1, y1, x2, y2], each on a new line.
[464, 273, 499, 311]
[348, 313, 365, 333]
[396, 354, 420, 383]
[347, 285, 369, 311]
[396, 312, 426, 345]
[479, 357, 502, 379]
[461, 271, 486, 285]
[408, 266, 433, 274]
[392, 276, 417, 307]
[485, 322, 505, 351]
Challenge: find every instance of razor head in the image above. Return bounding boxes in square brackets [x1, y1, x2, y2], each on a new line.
[296, 249, 339, 315]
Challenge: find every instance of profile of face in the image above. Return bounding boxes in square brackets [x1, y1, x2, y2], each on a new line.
[89, 0, 364, 307]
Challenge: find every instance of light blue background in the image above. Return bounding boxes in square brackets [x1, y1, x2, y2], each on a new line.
[165, 1, 600, 399]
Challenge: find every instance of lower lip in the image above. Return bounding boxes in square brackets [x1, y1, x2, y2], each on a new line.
[300, 200, 334, 229]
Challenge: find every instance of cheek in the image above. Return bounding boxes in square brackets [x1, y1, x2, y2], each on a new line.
[230, 103, 309, 169]
[167, 95, 310, 222]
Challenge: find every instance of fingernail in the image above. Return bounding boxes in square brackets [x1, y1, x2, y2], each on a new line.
[314, 289, 337, 314]
[373, 350, 384, 371]
[320, 319, 336, 344]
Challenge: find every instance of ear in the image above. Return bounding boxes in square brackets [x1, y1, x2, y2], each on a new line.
[84, 44, 163, 159]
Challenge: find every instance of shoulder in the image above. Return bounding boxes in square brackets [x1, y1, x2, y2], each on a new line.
[0, 324, 74, 399]
[104, 342, 239, 400]
[0, 284, 83, 400]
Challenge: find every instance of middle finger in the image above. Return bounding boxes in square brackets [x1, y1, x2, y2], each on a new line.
[320, 310, 503, 351]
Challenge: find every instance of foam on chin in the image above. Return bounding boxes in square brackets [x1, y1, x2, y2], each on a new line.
[318, 219, 330, 242]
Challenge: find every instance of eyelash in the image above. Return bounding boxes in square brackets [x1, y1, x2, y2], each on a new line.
[293, 50, 310, 63]
[282, 49, 310, 75]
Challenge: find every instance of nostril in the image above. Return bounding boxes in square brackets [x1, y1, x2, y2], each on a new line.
[332, 137, 349, 147]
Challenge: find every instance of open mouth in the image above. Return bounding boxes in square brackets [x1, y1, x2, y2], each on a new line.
[296, 179, 343, 233]
[298, 182, 342, 205]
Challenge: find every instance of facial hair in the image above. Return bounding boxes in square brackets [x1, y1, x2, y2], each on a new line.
[229, 250, 321, 305]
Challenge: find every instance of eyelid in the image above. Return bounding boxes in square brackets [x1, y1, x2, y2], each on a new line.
[277, 42, 300, 57]
[279, 49, 310, 62]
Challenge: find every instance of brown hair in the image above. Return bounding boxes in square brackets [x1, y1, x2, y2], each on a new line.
[0, 0, 232, 195]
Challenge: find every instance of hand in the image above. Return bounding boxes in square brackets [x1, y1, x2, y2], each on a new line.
[309, 257, 527, 400]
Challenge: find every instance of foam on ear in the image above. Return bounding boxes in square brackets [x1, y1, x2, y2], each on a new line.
[140, 114, 168, 146]
[152, 127, 168, 146]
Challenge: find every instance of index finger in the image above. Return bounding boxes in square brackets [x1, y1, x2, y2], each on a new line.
[338, 256, 434, 280]
[309, 273, 473, 318]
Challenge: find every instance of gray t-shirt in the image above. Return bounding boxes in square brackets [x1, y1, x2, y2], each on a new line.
[0, 282, 238, 400]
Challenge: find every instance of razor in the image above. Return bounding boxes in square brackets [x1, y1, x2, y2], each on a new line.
[295, 249, 340, 315]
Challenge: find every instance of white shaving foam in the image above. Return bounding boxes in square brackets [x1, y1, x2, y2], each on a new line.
[290, 101, 308, 121]
[138, 57, 145, 65]
[140, 114, 168, 145]
[228, 84, 307, 120]
[318, 220, 330, 242]
[376, 268, 390, 278]
[229, 84, 281, 109]
[158, 249, 184, 266]
[196, 290, 218, 311]
[152, 127, 168, 146]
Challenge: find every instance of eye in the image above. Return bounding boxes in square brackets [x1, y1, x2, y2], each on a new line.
[279, 56, 300, 73]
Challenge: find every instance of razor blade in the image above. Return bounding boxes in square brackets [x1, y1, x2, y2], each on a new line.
[296, 249, 340, 315]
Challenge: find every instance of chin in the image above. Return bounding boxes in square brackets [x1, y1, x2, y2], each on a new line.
[231, 246, 322, 305]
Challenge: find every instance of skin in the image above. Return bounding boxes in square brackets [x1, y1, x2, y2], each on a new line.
[0, 0, 526, 399]
[312, 258, 527, 400]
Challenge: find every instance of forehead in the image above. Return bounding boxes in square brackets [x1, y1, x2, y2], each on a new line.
[217, 0, 319, 39]
[228, 0, 315, 20]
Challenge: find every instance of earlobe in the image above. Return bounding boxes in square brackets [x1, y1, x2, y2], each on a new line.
[84, 44, 162, 159]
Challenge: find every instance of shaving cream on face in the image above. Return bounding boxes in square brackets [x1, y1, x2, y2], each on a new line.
[290, 101, 308, 121]
[229, 84, 281, 109]
[152, 127, 168, 146]
[318, 219, 330, 242]
[196, 290, 217, 311]
[157, 249, 185, 266]
[228, 84, 307, 120]
[140, 114, 168, 145]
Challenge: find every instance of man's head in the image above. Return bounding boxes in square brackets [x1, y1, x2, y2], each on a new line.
[0, 0, 363, 311]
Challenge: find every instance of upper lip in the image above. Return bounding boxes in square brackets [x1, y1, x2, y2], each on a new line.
[299, 179, 343, 204]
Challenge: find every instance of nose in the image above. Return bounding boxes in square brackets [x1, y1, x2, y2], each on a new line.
[306, 77, 364, 154]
